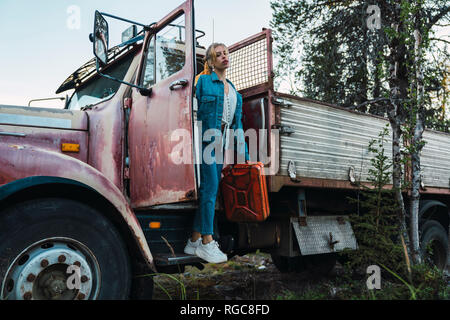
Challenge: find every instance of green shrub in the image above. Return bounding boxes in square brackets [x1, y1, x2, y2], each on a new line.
[343, 125, 407, 279]
[340, 125, 448, 300]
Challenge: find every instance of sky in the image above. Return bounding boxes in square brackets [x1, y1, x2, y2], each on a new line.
[0, 0, 273, 108]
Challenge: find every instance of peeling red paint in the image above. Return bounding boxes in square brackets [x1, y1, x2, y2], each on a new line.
[128, 0, 197, 209]
[0, 142, 154, 269]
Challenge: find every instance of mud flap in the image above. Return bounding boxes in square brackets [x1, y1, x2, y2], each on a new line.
[291, 216, 358, 256]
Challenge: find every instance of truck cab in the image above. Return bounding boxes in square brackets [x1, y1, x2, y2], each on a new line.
[0, 0, 246, 300]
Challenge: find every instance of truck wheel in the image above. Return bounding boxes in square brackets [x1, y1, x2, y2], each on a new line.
[130, 275, 154, 300]
[306, 253, 337, 276]
[0, 198, 132, 300]
[420, 220, 448, 270]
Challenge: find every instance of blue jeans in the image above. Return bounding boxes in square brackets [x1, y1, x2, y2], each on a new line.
[193, 158, 224, 236]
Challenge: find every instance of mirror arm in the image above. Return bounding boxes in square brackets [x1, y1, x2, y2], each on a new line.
[99, 12, 155, 31]
[95, 61, 152, 96]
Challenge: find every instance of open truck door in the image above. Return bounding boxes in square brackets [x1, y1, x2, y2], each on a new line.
[129, 0, 197, 208]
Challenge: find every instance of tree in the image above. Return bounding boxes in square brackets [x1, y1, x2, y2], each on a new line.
[384, 0, 449, 264]
[271, 1, 387, 110]
[271, 1, 449, 118]
[345, 125, 407, 278]
[271, 0, 450, 264]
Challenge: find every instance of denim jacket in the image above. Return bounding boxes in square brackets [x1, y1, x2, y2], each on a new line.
[195, 72, 249, 161]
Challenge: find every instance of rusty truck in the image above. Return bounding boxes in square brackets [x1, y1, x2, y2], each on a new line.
[1, 0, 449, 300]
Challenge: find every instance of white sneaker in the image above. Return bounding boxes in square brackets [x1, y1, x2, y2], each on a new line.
[195, 240, 228, 263]
[184, 238, 202, 255]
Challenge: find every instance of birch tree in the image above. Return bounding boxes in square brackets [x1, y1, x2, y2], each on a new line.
[384, 0, 410, 259]
[409, 1, 425, 264]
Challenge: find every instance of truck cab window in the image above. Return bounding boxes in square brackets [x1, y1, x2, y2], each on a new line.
[67, 53, 135, 110]
[142, 14, 186, 88]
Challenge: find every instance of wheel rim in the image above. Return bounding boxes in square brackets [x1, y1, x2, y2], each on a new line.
[1, 237, 101, 300]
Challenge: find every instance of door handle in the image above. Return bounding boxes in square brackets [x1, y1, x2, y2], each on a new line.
[169, 79, 188, 90]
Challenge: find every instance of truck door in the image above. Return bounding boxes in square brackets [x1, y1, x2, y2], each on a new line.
[129, 0, 196, 208]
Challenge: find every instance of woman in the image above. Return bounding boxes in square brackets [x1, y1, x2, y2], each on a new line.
[184, 43, 249, 263]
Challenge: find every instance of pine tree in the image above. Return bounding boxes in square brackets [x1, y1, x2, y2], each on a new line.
[270, 0, 449, 120]
[345, 125, 407, 277]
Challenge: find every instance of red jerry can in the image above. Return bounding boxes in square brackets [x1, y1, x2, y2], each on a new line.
[220, 162, 270, 222]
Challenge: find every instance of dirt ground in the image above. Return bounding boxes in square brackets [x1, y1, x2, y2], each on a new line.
[152, 249, 450, 300]
[150, 227, 450, 300]
[152, 252, 349, 300]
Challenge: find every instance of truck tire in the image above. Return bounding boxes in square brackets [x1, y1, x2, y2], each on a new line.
[420, 220, 449, 270]
[306, 253, 337, 276]
[130, 275, 154, 300]
[0, 198, 132, 300]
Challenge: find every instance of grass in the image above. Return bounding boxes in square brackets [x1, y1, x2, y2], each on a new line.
[141, 250, 449, 300]
[272, 263, 449, 300]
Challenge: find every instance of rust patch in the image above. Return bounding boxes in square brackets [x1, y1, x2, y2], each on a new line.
[8, 145, 25, 150]
[298, 216, 307, 226]
[185, 189, 196, 200]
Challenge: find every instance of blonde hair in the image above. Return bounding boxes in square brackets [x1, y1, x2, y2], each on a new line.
[195, 43, 228, 86]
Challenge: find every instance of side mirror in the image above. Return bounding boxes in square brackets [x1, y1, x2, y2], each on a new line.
[88, 11, 153, 97]
[93, 11, 109, 66]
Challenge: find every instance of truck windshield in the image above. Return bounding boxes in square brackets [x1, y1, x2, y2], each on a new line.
[67, 53, 135, 110]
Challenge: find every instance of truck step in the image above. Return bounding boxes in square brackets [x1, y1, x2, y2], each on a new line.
[153, 253, 205, 266]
